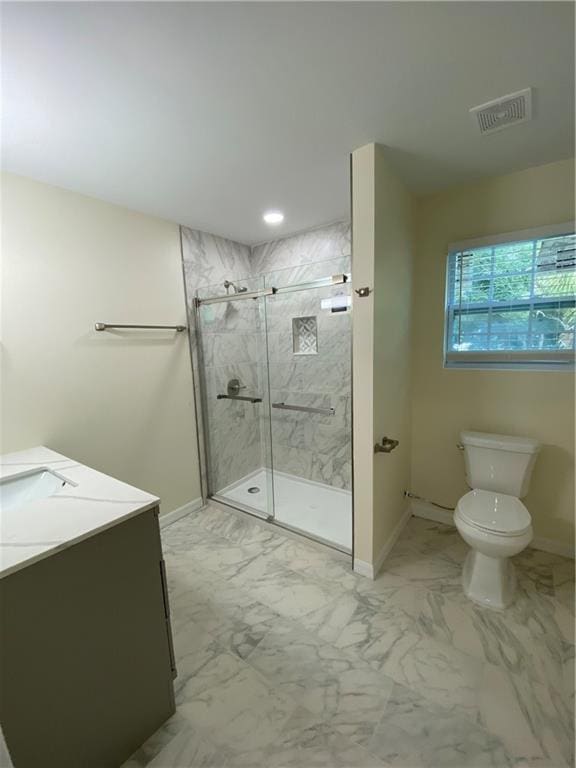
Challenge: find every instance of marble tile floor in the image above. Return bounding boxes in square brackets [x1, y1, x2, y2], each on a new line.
[123, 506, 574, 768]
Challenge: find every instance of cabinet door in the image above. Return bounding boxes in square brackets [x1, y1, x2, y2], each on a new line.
[0, 508, 176, 768]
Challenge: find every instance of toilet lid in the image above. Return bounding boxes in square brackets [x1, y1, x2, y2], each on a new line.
[456, 490, 532, 535]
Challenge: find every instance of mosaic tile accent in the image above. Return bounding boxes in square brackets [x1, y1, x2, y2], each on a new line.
[292, 316, 318, 355]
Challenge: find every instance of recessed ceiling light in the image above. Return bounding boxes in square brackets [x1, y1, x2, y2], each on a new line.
[263, 210, 284, 225]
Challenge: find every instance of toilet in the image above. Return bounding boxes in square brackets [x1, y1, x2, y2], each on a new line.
[454, 431, 540, 610]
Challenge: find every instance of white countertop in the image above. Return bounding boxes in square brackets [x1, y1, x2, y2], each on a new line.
[0, 446, 159, 578]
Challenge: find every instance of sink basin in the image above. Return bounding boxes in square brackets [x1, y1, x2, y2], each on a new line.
[0, 469, 68, 512]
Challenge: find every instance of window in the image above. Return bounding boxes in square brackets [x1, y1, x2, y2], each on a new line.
[445, 223, 576, 369]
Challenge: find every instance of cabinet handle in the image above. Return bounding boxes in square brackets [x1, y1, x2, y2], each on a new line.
[159, 559, 177, 678]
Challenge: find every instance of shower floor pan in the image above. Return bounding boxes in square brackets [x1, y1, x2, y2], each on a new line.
[214, 468, 352, 552]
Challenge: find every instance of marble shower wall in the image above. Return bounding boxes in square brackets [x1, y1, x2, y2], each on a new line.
[250, 221, 350, 274]
[181, 222, 352, 494]
[263, 254, 352, 490]
[181, 228, 253, 293]
[181, 229, 267, 492]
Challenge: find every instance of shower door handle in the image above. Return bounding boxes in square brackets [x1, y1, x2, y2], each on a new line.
[272, 402, 335, 416]
[217, 394, 262, 403]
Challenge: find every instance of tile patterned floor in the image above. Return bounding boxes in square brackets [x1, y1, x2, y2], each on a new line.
[123, 506, 575, 768]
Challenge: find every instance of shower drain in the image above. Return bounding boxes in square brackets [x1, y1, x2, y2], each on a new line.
[247, 486, 260, 494]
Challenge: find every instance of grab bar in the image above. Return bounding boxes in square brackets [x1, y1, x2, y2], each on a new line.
[272, 402, 335, 416]
[95, 323, 187, 332]
[217, 394, 262, 403]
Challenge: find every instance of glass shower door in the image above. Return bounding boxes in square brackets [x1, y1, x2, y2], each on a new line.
[264, 263, 353, 551]
[195, 277, 274, 519]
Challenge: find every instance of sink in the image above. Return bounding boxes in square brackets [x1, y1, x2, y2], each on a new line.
[0, 469, 68, 512]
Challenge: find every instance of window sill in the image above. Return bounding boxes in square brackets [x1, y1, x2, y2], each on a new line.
[444, 361, 575, 372]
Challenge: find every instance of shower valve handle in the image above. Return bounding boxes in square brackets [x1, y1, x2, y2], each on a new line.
[227, 378, 246, 396]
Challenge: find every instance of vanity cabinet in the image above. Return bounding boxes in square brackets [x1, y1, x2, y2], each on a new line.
[0, 507, 176, 768]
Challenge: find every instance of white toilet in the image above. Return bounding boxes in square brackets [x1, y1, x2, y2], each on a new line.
[454, 431, 540, 610]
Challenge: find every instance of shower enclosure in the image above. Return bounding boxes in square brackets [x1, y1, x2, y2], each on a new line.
[193, 256, 352, 551]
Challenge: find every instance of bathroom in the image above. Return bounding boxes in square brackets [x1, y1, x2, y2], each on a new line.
[0, 3, 574, 768]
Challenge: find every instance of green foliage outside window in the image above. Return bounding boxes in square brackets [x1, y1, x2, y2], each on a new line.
[447, 234, 576, 355]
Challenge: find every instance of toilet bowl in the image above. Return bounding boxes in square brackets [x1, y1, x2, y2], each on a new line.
[454, 490, 533, 609]
[455, 431, 540, 610]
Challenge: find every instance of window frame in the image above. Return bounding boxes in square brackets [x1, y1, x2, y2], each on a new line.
[443, 221, 576, 371]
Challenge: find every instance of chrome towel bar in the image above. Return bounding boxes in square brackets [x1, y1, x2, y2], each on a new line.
[95, 323, 187, 332]
[272, 403, 335, 416]
[217, 394, 262, 403]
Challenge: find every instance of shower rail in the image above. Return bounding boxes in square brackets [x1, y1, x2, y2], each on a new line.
[194, 274, 349, 306]
[273, 273, 349, 296]
[272, 402, 335, 416]
[195, 287, 276, 306]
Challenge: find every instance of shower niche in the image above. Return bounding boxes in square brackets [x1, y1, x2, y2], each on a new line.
[292, 316, 318, 355]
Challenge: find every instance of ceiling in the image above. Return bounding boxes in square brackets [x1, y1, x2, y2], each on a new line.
[2, 2, 574, 244]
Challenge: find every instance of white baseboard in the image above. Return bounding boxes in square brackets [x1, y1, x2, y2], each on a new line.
[411, 498, 454, 526]
[352, 558, 374, 579]
[531, 536, 575, 559]
[159, 497, 204, 529]
[411, 499, 575, 560]
[353, 504, 412, 579]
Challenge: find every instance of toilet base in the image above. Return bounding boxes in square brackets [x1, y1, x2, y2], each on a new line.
[462, 550, 517, 610]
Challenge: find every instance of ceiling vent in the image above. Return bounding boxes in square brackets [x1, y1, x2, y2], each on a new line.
[470, 88, 533, 135]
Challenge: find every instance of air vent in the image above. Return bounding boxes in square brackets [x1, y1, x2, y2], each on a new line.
[470, 88, 532, 135]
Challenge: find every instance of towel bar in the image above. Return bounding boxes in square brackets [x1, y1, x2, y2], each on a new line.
[95, 323, 187, 332]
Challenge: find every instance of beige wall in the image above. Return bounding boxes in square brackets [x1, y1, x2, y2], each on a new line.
[372, 146, 414, 561]
[412, 159, 575, 545]
[352, 144, 414, 568]
[1, 174, 200, 513]
[352, 145, 376, 564]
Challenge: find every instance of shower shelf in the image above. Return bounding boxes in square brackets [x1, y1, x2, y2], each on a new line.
[216, 394, 262, 403]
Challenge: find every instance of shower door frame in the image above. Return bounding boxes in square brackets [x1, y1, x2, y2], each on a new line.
[194, 281, 275, 522]
[187, 272, 354, 555]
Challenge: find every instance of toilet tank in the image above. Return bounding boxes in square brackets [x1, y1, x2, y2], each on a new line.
[460, 431, 541, 498]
